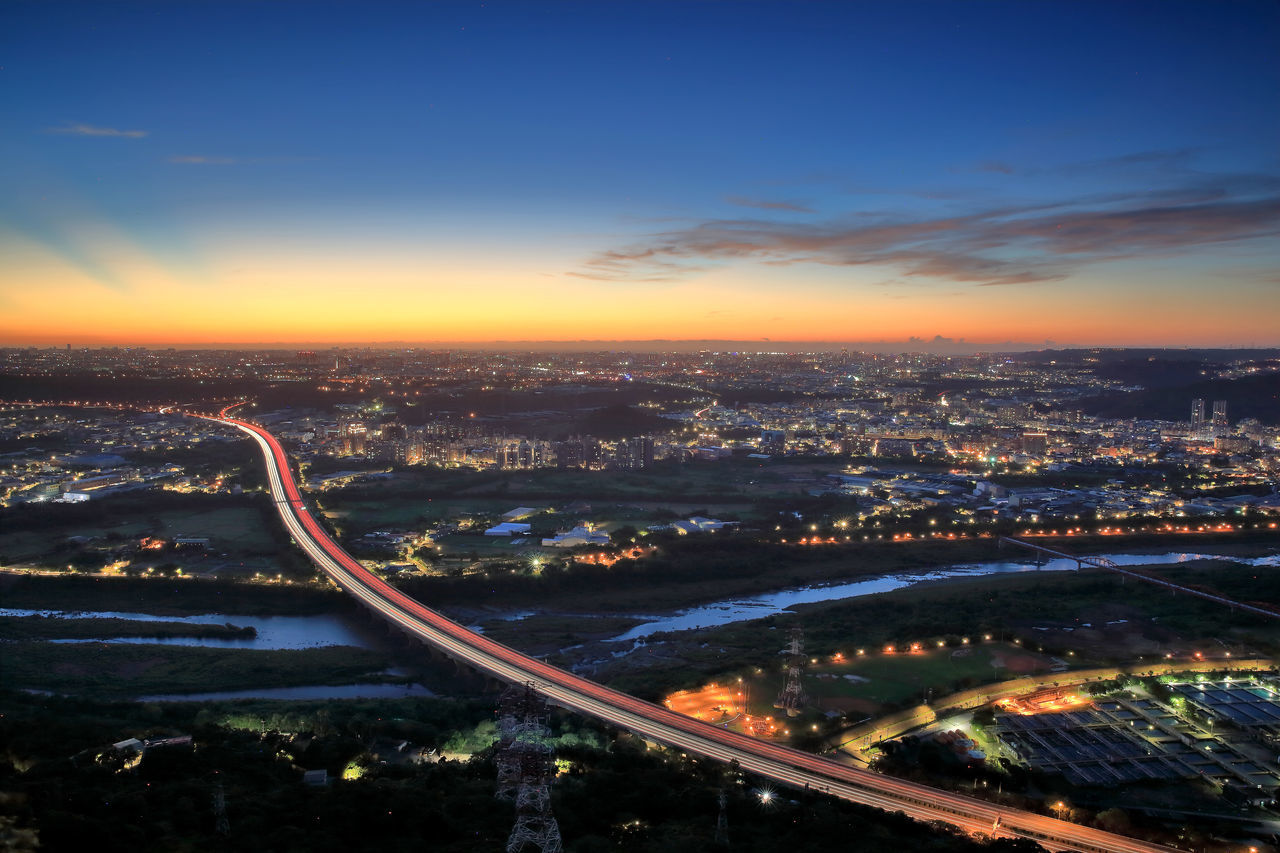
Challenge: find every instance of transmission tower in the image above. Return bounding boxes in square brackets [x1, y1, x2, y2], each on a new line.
[495, 683, 563, 853]
[495, 683, 549, 801]
[212, 778, 230, 836]
[773, 625, 808, 717]
[714, 787, 729, 847]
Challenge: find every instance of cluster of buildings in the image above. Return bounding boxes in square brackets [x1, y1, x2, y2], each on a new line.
[3, 348, 1277, 532]
[319, 414, 661, 473]
[0, 407, 240, 506]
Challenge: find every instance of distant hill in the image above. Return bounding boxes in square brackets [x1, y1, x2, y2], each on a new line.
[1076, 373, 1280, 425]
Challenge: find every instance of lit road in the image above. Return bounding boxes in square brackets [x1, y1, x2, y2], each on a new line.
[217, 414, 1180, 853]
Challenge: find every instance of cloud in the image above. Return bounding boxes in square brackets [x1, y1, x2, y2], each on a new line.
[571, 183, 1280, 287]
[971, 148, 1207, 180]
[168, 154, 319, 166]
[46, 122, 147, 138]
[1066, 147, 1204, 174]
[724, 195, 813, 213]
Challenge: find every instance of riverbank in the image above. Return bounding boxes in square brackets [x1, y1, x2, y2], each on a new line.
[474, 544, 1278, 657]
[0, 572, 349, 616]
[569, 555, 1280, 702]
[403, 529, 1280, 617]
[0, 614, 256, 641]
[0, 642, 401, 698]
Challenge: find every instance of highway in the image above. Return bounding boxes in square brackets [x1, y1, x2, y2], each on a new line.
[218, 414, 1181, 853]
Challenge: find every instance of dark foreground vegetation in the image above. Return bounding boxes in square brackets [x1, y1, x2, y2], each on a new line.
[0, 690, 1043, 853]
[0, 643, 398, 698]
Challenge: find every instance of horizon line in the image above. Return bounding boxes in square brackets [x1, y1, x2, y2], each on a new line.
[3, 338, 1279, 354]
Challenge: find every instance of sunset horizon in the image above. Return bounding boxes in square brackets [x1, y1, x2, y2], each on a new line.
[4, 1, 1277, 349]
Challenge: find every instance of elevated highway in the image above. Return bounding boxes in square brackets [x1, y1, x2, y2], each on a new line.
[217, 414, 1180, 853]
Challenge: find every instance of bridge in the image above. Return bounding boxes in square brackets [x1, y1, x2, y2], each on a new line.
[1000, 536, 1280, 621]
[213, 413, 1181, 853]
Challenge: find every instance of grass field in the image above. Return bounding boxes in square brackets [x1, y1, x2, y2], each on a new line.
[662, 642, 1055, 725]
[0, 503, 278, 564]
[0, 521, 150, 562]
[801, 643, 1052, 707]
[0, 641, 396, 697]
[155, 506, 276, 551]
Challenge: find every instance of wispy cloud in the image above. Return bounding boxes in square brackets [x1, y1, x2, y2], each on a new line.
[167, 154, 318, 166]
[971, 147, 1208, 179]
[46, 122, 148, 138]
[724, 195, 813, 213]
[572, 182, 1280, 287]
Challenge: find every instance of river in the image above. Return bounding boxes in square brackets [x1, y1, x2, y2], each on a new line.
[604, 550, 1280, 642]
[0, 609, 387, 650]
[7, 548, 1276, 650]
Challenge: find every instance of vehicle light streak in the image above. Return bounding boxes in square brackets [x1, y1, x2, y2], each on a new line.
[210, 412, 1178, 853]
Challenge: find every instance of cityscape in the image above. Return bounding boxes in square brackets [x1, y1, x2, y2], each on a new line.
[2, 2, 1279, 853]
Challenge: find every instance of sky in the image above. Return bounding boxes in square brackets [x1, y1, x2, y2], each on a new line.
[2, 0, 1278, 350]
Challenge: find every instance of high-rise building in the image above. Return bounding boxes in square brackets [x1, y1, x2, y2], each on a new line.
[1212, 400, 1229, 434]
[614, 436, 654, 470]
[1190, 398, 1206, 433]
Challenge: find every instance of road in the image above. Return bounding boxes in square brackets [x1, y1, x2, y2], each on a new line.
[218, 414, 1181, 853]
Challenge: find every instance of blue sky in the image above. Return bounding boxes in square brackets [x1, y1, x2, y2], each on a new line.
[2, 0, 1278, 346]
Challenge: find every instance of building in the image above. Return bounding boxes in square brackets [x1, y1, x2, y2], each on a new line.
[542, 523, 610, 548]
[484, 522, 532, 537]
[615, 436, 654, 470]
[1212, 400, 1229, 435]
[1191, 398, 1206, 434]
[1021, 432, 1048, 456]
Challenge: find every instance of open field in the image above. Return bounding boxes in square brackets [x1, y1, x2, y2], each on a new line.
[0, 493, 283, 565]
[802, 643, 1055, 709]
[0, 641, 396, 697]
[0, 573, 349, 616]
[154, 506, 277, 551]
[0, 520, 150, 563]
[662, 642, 1056, 725]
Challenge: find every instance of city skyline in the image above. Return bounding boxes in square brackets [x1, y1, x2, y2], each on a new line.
[3, 0, 1279, 348]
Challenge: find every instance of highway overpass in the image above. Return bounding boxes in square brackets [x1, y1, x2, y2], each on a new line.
[217, 414, 1182, 853]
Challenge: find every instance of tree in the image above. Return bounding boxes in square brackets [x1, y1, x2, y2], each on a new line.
[1095, 808, 1131, 833]
[610, 525, 639, 546]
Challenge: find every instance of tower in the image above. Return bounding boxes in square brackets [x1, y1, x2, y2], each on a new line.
[212, 778, 230, 836]
[495, 683, 562, 853]
[714, 787, 730, 847]
[773, 625, 808, 717]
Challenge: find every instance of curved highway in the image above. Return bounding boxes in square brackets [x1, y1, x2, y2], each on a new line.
[218, 414, 1179, 853]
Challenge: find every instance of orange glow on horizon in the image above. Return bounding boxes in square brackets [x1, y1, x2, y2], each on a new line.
[3, 236, 1277, 347]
